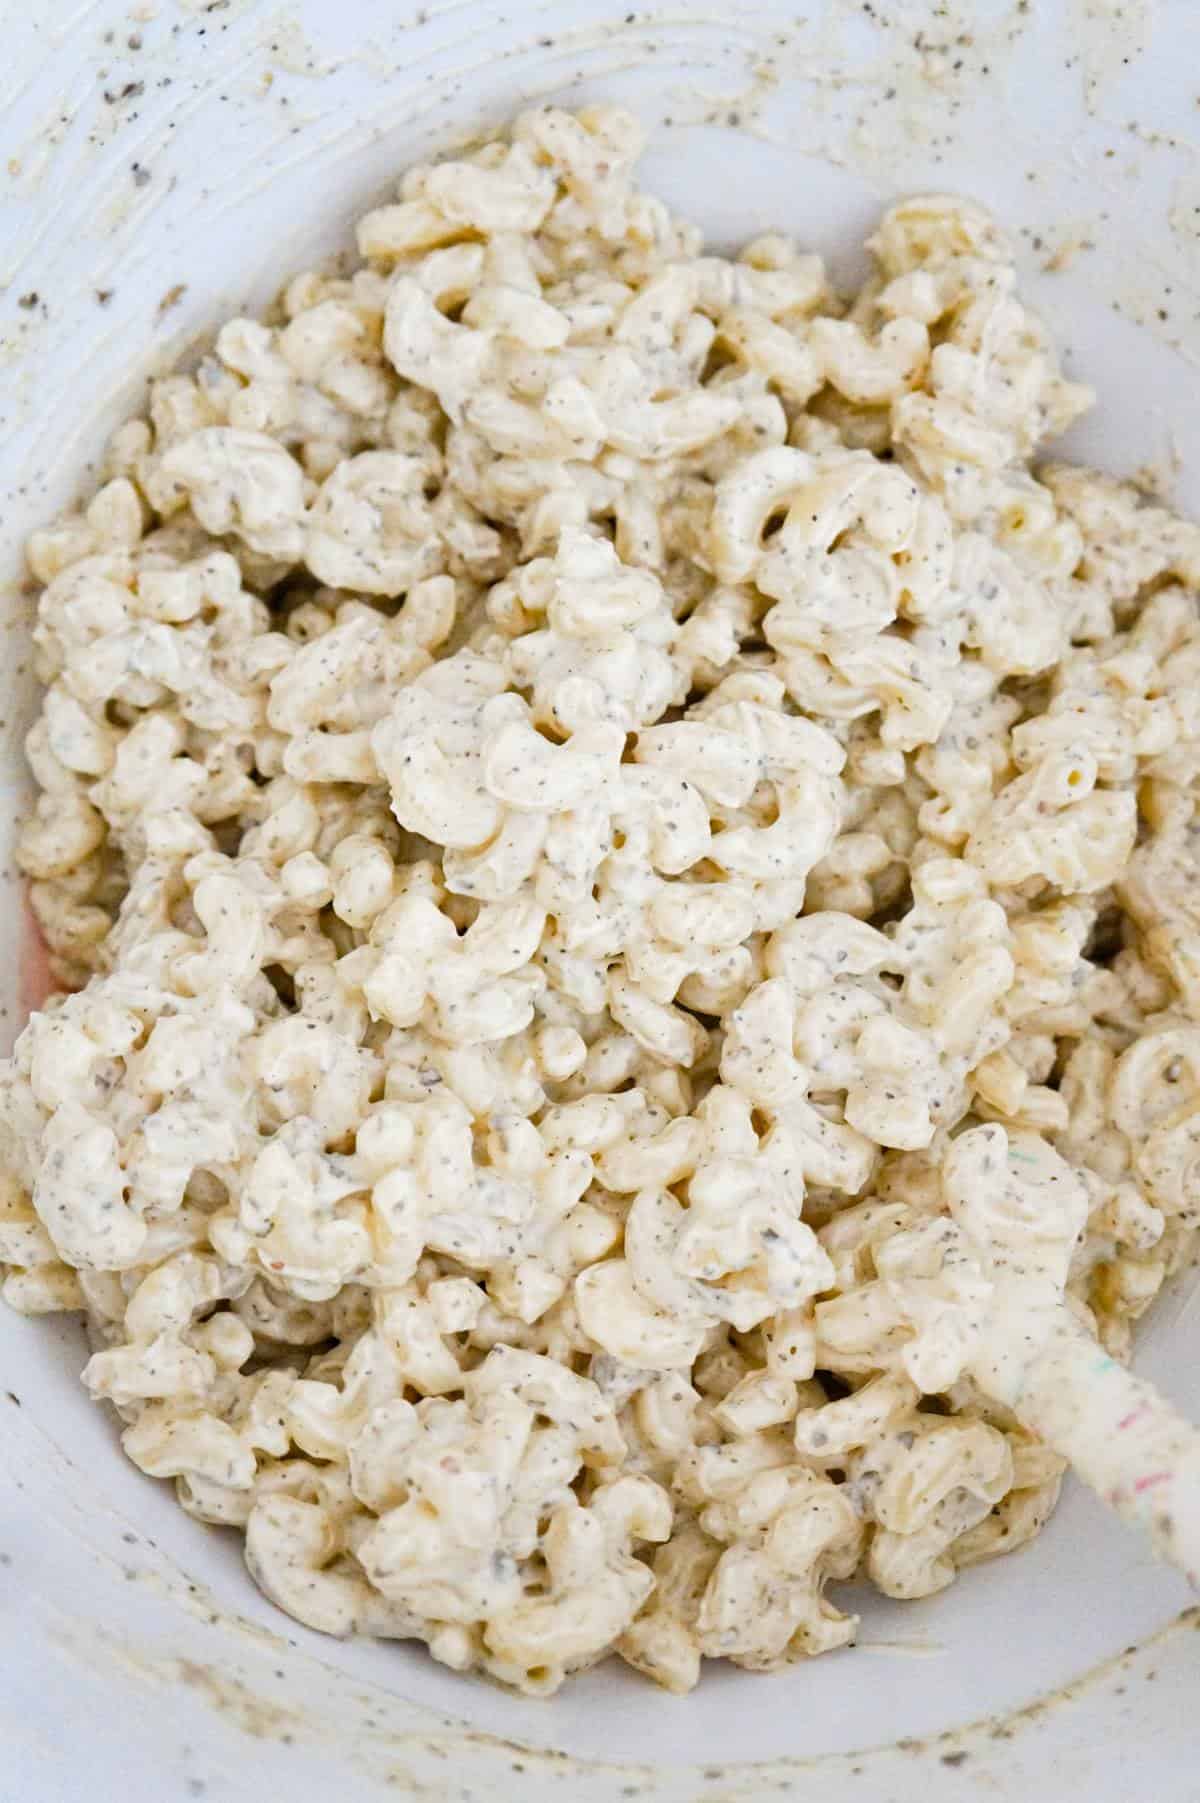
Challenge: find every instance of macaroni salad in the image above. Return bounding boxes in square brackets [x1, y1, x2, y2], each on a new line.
[4, 106, 1200, 1695]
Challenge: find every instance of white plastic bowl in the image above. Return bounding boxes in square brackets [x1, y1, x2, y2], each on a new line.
[2, 4, 1199, 1797]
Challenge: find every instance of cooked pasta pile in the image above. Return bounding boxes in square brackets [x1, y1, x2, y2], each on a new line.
[3, 107, 1199, 1693]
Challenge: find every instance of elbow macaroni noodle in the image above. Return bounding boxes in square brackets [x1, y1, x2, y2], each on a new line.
[3, 106, 1200, 1693]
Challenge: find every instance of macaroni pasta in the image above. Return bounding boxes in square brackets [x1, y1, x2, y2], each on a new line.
[3, 106, 1199, 1694]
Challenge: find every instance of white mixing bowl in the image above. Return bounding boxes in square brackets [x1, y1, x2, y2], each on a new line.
[2, 3, 1198, 1797]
